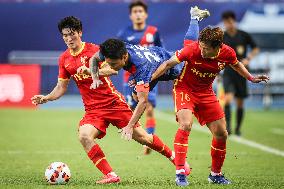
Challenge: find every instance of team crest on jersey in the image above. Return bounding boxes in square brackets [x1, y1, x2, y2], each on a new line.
[176, 50, 182, 57]
[218, 62, 226, 70]
[80, 56, 88, 65]
[236, 45, 245, 56]
[146, 33, 154, 43]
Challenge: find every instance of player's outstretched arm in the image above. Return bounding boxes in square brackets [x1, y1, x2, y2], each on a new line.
[89, 52, 103, 89]
[151, 55, 179, 81]
[77, 59, 118, 77]
[230, 62, 269, 83]
[121, 91, 149, 141]
[31, 80, 69, 105]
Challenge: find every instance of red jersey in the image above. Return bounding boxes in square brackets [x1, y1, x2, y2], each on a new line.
[174, 41, 238, 92]
[58, 42, 125, 111]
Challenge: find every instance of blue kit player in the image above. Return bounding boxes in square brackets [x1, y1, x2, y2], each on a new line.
[117, 0, 163, 154]
[89, 6, 210, 142]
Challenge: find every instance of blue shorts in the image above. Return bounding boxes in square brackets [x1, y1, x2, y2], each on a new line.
[123, 83, 157, 109]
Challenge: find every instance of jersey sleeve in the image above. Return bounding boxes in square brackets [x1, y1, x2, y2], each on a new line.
[58, 55, 71, 81]
[174, 46, 192, 63]
[227, 48, 239, 66]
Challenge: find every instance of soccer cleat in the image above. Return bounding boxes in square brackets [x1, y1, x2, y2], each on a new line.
[175, 174, 189, 187]
[190, 6, 210, 21]
[143, 145, 152, 155]
[208, 173, 231, 184]
[96, 173, 121, 184]
[235, 129, 241, 136]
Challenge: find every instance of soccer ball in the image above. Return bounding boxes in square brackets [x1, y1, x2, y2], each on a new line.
[44, 162, 71, 185]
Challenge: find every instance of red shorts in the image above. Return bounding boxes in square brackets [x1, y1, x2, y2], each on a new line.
[173, 87, 224, 126]
[79, 100, 140, 139]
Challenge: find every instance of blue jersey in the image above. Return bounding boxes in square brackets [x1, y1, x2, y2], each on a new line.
[117, 25, 163, 48]
[123, 43, 182, 86]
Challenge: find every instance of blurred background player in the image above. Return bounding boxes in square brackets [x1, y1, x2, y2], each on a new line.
[117, 0, 163, 154]
[222, 11, 260, 136]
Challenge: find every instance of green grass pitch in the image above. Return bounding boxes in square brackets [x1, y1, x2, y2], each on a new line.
[0, 108, 283, 189]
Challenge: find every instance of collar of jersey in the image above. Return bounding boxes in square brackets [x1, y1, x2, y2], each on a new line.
[209, 48, 221, 59]
[70, 42, 85, 56]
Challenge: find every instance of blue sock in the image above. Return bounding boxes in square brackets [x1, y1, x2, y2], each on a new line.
[184, 19, 199, 41]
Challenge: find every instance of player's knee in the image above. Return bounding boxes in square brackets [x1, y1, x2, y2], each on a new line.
[214, 130, 228, 140]
[179, 121, 192, 132]
[78, 132, 92, 147]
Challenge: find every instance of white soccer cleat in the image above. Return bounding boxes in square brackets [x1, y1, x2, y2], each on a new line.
[190, 6, 210, 21]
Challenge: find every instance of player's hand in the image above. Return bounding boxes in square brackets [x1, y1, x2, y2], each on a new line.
[120, 124, 134, 141]
[31, 95, 49, 105]
[90, 79, 103, 89]
[77, 65, 90, 75]
[251, 75, 270, 83]
[128, 79, 136, 87]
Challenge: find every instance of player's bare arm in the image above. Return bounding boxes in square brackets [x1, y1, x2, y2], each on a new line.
[121, 90, 149, 141]
[230, 62, 269, 83]
[31, 79, 69, 105]
[151, 55, 179, 81]
[242, 47, 259, 66]
[77, 61, 118, 77]
[89, 52, 103, 89]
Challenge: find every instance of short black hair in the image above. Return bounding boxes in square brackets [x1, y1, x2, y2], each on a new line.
[222, 10, 236, 20]
[58, 16, 82, 34]
[129, 0, 148, 14]
[100, 39, 127, 59]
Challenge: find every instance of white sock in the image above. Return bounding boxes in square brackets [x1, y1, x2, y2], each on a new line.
[108, 172, 118, 177]
[176, 169, 186, 174]
[170, 151, 175, 161]
[191, 16, 199, 20]
[211, 171, 221, 176]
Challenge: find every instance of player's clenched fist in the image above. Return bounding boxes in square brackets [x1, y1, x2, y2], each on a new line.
[31, 95, 49, 105]
[120, 125, 134, 141]
[90, 79, 103, 89]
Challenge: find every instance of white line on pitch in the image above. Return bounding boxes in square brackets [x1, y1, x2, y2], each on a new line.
[270, 128, 284, 135]
[156, 111, 284, 157]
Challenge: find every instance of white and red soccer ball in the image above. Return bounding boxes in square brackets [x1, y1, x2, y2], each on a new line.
[45, 162, 71, 185]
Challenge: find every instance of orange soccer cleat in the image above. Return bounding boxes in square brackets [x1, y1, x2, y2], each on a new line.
[96, 172, 121, 184]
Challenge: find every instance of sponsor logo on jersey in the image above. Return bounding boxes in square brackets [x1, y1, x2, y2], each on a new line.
[146, 33, 154, 43]
[127, 36, 135, 41]
[80, 56, 88, 65]
[191, 67, 218, 78]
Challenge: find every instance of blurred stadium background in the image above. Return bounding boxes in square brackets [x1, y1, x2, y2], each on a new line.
[0, 0, 284, 188]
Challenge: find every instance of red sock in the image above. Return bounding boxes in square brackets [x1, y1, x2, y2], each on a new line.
[147, 135, 172, 159]
[87, 144, 113, 175]
[211, 137, 226, 173]
[145, 118, 156, 134]
[174, 129, 190, 172]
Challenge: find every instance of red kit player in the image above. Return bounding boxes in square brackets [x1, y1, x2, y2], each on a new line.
[152, 26, 269, 186]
